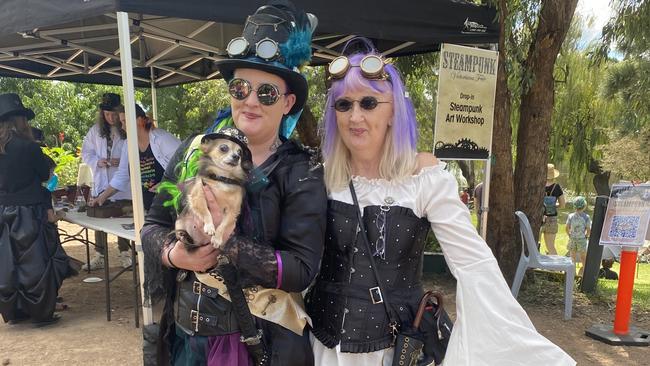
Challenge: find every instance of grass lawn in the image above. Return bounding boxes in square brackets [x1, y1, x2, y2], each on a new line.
[539, 206, 650, 311]
[471, 206, 650, 312]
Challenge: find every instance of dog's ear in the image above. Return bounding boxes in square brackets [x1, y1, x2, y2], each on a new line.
[199, 140, 215, 154]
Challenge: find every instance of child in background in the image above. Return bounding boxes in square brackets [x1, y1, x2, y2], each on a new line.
[566, 196, 591, 276]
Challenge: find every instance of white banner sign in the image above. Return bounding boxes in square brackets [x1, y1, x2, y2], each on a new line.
[434, 43, 498, 160]
[600, 184, 650, 247]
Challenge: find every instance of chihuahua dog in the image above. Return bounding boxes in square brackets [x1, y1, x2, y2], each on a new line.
[175, 129, 251, 250]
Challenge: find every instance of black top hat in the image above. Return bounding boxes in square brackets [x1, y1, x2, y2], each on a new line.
[135, 104, 146, 118]
[214, 0, 317, 115]
[99, 93, 121, 111]
[0, 93, 35, 121]
[202, 127, 253, 170]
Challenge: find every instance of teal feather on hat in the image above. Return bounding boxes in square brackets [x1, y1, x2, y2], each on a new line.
[280, 27, 313, 69]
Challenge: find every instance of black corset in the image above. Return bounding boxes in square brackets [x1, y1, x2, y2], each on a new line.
[306, 199, 430, 353]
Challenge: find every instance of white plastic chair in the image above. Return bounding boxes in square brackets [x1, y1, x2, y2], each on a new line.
[511, 211, 574, 320]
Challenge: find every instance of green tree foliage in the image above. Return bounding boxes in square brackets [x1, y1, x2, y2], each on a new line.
[593, 0, 650, 181]
[598, 125, 650, 180]
[394, 53, 439, 152]
[601, 0, 650, 55]
[551, 16, 615, 193]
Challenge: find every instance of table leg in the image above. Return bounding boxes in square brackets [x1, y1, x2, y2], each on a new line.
[101, 231, 111, 322]
[85, 228, 91, 274]
[131, 241, 140, 328]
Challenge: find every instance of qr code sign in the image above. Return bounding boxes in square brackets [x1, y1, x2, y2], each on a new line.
[608, 215, 640, 239]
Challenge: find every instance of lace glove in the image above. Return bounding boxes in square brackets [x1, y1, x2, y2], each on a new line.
[218, 235, 278, 288]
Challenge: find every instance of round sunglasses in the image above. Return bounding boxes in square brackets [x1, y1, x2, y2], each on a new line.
[228, 78, 288, 106]
[332, 96, 390, 112]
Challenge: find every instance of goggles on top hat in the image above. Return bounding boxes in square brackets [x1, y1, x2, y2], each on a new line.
[226, 14, 288, 61]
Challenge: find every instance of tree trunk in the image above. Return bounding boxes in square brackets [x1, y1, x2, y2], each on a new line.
[513, 0, 579, 243]
[589, 158, 611, 196]
[485, 0, 518, 283]
[295, 105, 320, 147]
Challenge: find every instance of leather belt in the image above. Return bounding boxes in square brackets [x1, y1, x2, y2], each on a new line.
[319, 281, 422, 304]
[175, 272, 240, 336]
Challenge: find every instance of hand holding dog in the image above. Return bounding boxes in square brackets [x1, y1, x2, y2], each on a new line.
[165, 185, 235, 271]
[167, 241, 218, 272]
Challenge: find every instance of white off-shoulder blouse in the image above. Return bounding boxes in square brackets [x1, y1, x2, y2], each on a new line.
[311, 163, 576, 366]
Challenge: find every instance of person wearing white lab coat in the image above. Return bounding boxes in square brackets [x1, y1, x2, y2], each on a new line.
[92, 104, 180, 211]
[80, 93, 132, 270]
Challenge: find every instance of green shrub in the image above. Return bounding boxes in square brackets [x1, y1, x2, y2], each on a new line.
[42, 146, 79, 187]
[424, 231, 441, 252]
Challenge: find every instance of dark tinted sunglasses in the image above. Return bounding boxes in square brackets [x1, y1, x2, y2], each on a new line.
[228, 78, 288, 106]
[332, 96, 390, 112]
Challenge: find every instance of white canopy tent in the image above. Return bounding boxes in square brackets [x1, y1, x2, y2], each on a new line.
[0, 0, 500, 326]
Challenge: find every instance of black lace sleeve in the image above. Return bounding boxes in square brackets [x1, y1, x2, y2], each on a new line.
[225, 147, 327, 292]
[220, 235, 278, 288]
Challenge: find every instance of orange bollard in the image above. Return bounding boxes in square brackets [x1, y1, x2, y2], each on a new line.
[613, 249, 638, 335]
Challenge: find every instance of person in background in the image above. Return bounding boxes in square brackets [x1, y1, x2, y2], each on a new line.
[0, 93, 71, 326]
[90, 104, 180, 211]
[459, 188, 469, 206]
[541, 163, 565, 255]
[305, 38, 575, 365]
[566, 196, 591, 277]
[81, 92, 132, 270]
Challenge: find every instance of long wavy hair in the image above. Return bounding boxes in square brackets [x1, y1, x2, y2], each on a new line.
[0, 115, 33, 154]
[96, 109, 126, 140]
[321, 43, 418, 191]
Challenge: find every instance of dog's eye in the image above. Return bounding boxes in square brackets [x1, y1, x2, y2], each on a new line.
[219, 144, 229, 153]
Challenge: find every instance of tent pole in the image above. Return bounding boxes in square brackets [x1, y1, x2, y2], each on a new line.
[117, 11, 153, 326]
[150, 67, 158, 122]
[480, 156, 491, 240]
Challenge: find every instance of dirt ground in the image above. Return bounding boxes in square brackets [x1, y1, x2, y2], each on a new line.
[1, 222, 649, 365]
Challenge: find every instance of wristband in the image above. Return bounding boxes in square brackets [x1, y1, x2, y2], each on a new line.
[166, 246, 178, 269]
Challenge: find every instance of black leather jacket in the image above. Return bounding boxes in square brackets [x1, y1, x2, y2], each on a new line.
[141, 136, 326, 365]
[141, 135, 327, 314]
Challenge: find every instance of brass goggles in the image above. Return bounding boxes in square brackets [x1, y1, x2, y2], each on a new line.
[227, 37, 281, 61]
[228, 78, 287, 106]
[327, 55, 389, 81]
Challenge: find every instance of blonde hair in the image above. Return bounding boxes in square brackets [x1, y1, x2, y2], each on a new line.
[323, 127, 417, 191]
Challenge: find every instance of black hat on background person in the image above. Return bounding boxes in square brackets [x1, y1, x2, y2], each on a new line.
[135, 104, 146, 118]
[0, 93, 35, 121]
[99, 92, 121, 111]
[115, 103, 147, 119]
[214, 0, 318, 115]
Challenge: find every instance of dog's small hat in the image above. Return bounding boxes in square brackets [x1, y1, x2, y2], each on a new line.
[202, 127, 252, 167]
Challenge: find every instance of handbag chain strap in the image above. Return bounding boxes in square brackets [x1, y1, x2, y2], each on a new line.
[349, 181, 400, 339]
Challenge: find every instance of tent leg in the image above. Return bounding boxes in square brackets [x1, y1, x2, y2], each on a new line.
[150, 67, 158, 122]
[480, 157, 491, 239]
[117, 11, 154, 326]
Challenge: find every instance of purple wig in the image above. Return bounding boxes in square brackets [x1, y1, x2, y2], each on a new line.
[321, 48, 418, 161]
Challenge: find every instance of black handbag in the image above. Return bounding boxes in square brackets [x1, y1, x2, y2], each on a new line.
[349, 182, 452, 366]
[412, 291, 453, 366]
